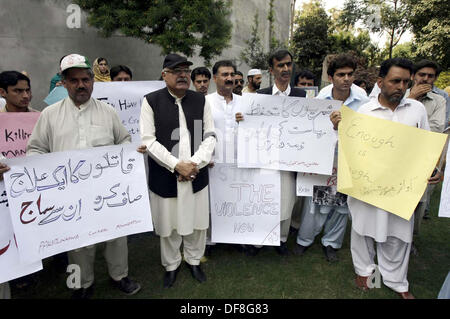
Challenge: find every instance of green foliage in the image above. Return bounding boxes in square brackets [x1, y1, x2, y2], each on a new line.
[391, 41, 415, 60]
[435, 71, 450, 90]
[407, 0, 450, 69]
[340, 0, 411, 58]
[290, 0, 330, 82]
[74, 0, 233, 63]
[240, 13, 269, 70]
[240, 2, 284, 72]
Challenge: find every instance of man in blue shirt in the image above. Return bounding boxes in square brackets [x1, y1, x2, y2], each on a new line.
[294, 54, 369, 262]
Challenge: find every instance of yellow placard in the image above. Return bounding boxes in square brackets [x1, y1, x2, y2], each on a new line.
[337, 106, 447, 220]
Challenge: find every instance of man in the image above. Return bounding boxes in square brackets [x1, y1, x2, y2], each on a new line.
[191, 67, 211, 96]
[295, 54, 370, 263]
[295, 69, 315, 88]
[204, 60, 241, 256]
[233, 71, 244, 96]
[110, 65, 133, 81]
[236, 50, 306, 256]
[330, 58, 439, 299]
[26, 54, 141, 299]
[242, 69, 262, 93]
[49, 55, 68, 93]
[0, 70, 37, 299]
[0, 71, 35, 113]
[407, 60, 447, 227]
[140, 54, 216, 288]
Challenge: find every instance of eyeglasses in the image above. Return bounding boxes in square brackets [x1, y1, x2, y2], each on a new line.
[235, 79, 244, 84]
[165, 68, 192, 75]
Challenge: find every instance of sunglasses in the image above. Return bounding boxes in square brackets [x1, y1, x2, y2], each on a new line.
[235, 79, 244, 84]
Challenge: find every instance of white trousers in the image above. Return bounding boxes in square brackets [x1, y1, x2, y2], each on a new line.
[161, 229, 206, 271]
[68, 236, 129, 289]
[350, 228, 411, 293]
[296, 198, 348, 249]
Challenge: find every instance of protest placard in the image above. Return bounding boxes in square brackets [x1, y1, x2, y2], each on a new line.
[296, 165, 337, 196]
[209, 163, 280, 246]
[3, 143, 153, 263]
[237, 94, 341, 175]
[92, 81, 166, 142]
[0, 112, 40, 158]
[337, 106, 447, 220]
[0, 182, 42, 283]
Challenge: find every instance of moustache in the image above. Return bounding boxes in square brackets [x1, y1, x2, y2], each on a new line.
[225, 81, 234, 85]
[177, 79, 188, 84]
[76, 88, 87, 93]
[281, 71, 291, 77]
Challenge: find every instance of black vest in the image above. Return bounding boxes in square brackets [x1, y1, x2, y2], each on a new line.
[256, 86, 307, 97]
[145, 88, 209, 198]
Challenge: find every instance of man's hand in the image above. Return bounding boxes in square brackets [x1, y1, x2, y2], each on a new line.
[409, 83, 432, 100]
[235, 112, 244, 122]
[208, 161, 215, 168]
[0, 163, 10, 181]
[136, 145, 147, 154]
[175, 161, 199, 180]
[330, 111, 342, 130]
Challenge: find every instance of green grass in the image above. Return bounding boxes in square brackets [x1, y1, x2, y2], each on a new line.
[11, 184, 450, 299]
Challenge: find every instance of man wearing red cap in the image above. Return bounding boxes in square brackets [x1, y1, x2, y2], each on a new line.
[140, 53, 216, 288]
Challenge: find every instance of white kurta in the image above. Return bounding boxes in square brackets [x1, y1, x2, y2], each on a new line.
[206, 91, 240, 164]
[347, 97, 430, 243]
[26, 97, 130, 154]
[140, 91, 216, 237]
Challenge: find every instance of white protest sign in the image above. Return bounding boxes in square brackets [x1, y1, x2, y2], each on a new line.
[0, 182, 42, 283]
[209, 163, 280, 246]
[3, 144, 153, 263]
[92, 81, 166, 143]
[438, 146, 450, 218]
[296, 166, 337, 196]
[237, 94, 341, 174]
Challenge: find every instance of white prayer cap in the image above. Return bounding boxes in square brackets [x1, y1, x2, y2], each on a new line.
[60, 54, 91, 72]
[247, 69, 262, 77]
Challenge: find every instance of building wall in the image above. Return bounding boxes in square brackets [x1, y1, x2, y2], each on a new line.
[0, 0, 291, 110]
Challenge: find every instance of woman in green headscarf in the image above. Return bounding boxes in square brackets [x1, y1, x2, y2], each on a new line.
[93, 57, 111, 82]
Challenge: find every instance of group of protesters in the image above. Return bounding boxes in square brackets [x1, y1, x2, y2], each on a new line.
[0, 47, 449, 299]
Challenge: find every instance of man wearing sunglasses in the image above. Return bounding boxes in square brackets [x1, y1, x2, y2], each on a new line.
[140, 53, 216, 288]
[233, 71, 244, 96]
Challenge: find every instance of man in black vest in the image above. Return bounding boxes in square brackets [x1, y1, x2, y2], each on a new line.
[256, 49, 306, 97]
[235, 50, 306, 256]
[139, 54, 216, 288]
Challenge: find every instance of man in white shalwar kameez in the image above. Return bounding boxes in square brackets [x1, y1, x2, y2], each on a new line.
[236, 50, 306, 255]
[204, 60, 241, 256]
[25, 54, 141, 299]
[330, 58, 442, 299]
[140, 54, 216, 288]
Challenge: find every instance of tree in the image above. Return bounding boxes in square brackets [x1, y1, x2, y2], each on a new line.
[407, 0, 450, 69]
[74, 0, 233, 63]
[290, 0, 330, 82]
[340, 0, 411, 59]
[240, 13, 269, 70]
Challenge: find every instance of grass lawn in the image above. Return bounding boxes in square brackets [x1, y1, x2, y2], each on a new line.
[10, 184, 450, 299]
